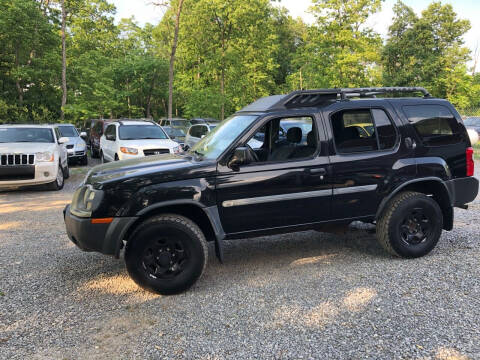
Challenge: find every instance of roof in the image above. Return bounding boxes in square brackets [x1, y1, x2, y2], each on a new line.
[238, 87, 433, 113]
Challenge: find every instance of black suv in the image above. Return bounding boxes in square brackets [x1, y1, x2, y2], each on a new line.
[64, 87, 479, 295]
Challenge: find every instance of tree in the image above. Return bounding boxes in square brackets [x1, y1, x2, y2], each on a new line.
[383, 1, 471, 105]
[152, 0, 185, 119]
[288, 0, 383, 90]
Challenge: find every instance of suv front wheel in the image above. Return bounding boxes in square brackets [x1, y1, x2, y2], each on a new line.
[377, 191, 443, 258]
[125, 214, 208, 295]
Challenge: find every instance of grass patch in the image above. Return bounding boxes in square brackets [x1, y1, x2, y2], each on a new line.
[0, 290, 4, 296]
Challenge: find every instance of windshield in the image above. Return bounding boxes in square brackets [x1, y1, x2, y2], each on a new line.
[58, 125, 78, 137]
[0, 128, 54, 143]
[189, 115, 258, 159]
[166, 127, 185, 137]
[119, 125, 168, 140]
[464, 117, 480, 126]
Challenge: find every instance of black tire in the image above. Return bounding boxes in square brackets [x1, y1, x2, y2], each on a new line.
[64, 164, 70, 179]
[377, 191, 443, 258]
[81, 155, 88, 166]
[91, 146, 99, 158]
[48, 164, 64, 191]
[125, 214, 208, 295]
[100, 150, 106, 163]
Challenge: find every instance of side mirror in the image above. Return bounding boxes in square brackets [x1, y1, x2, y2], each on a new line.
[80, 132, 87, 139]
[106, 133, 116, 141]
[228, 147, 250, 171]
[170, 135, 176, 140]
[58, 137, 69, 144]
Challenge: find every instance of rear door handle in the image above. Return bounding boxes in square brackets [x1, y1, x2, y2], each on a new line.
[309, 168, 327, 176]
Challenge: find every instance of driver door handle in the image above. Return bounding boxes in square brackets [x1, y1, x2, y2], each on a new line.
[309, 168, 327, 176]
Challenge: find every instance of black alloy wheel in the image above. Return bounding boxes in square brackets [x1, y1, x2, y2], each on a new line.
[125, 214, 208, 295]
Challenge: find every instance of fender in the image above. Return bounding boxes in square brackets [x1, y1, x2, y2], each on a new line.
[131, 200, 226, 262]
[375, 176, 453, 220]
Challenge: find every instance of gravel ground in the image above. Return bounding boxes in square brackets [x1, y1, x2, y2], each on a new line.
[1, 159, 479, 359]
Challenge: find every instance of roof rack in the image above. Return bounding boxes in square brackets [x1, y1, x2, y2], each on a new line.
[281, 87, 431, 109]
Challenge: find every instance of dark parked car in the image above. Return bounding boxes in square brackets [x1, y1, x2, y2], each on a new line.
[89, 119, 114, 158]
[65, 87, 478, 295]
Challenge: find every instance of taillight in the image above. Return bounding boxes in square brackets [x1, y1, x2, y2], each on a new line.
[466, 147, 474, 177]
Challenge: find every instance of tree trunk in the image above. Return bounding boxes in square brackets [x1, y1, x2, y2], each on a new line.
[60, 0, 67, 121]
[14, 45, 23, 107]
[168, 0, 185, 119]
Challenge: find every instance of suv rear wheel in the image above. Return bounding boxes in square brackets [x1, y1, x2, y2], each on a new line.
[125, 214, 208, 295]
[377, 191, 443, 258]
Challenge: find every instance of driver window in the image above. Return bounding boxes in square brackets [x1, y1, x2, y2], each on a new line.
[246, 116, 318, 163]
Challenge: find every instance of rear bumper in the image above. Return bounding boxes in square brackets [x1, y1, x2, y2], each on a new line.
[63, 205, 137, 257]
[446, 176, 479, 207]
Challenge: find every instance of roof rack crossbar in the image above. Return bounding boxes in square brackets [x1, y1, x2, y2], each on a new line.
[281, 87, 431, 109]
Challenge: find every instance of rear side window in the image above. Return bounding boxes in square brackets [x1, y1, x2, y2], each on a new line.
[403, 105, 462, 146]
[331, 109, 397, 153]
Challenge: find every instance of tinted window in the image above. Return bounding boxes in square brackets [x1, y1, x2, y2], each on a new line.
[0, 128, 54, 143]
[403, 105, 462, 146]
[331, 110, 377, 153]
[331, 109, 396, 153]
[105, 125, 116, 139]
[372, 109, 397, 149]
[57, 125, 78, 137]
[119, 125, 168, 140]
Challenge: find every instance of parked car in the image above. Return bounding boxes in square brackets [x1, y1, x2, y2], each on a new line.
[184, 123, 217, 150]
[159, 118, 192, 133]
[65, 87, 478, 295]
[89, 119, 114, 158]
[0, 124, 69, 191]
[99, 120, 181, 162]
[464, 117, 480, 144]
[190, 117, 218, 125]
[55, 124, 88, 165]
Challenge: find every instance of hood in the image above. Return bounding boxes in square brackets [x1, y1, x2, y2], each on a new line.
[119, 138, 178, 149]
[86, 153, 215, 190]
[0, 142, 56, 154]
[66, 136, 86, 147]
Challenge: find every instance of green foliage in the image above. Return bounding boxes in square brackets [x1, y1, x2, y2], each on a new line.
[0, 0, 479, 124]
[383, 1, 473, 108]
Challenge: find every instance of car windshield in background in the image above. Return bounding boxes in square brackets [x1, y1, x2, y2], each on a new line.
[464, 117, 480, 126]
[167, 127, 185, 137]
[0, 128, 54, 143]
[58, 125, 78, 137]
[189, 115, 258, 159]
[119, 125, 168, 140]
[171, 120, 191, 127]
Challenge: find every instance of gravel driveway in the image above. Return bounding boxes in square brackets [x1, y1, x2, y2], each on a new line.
[1, 160, 479, 359]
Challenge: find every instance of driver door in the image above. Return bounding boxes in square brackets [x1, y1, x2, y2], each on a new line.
[216, 114, 332, 235]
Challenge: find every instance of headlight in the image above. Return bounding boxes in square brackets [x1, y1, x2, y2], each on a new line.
[70, 185, 103, 218]
[172, 145, 182, 154]
[120, 147, 138, 155]
[77, 143, 86, 150]
[36, 151, 54, 162]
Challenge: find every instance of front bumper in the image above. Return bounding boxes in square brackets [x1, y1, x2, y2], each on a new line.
[67, 150, 87, 159]
[0, 163, 58, 189]
[446, 176, 479, 207]
[64, 205, 137, 257]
